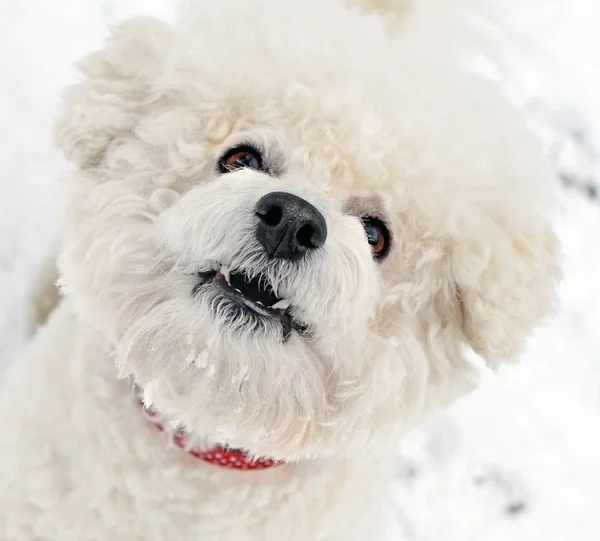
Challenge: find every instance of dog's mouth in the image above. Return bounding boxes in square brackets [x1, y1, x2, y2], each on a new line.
[194, 265, 307, 338]
[217, 266, 291, 314]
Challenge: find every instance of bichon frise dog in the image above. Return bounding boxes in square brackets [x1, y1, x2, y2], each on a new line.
[0, 0, 560, 539]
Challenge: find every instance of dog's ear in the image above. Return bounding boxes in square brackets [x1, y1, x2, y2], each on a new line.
[453, 212, 560, 369]
[54, 17, 172, 170]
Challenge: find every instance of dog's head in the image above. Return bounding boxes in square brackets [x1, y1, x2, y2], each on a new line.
[55, 0, 560, 461]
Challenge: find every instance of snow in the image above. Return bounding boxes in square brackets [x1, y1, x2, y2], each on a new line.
[1, 1, 598, 539]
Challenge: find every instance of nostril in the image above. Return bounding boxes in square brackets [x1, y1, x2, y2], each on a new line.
[258, 205, 283, 227]
[296, 224, 316, 248]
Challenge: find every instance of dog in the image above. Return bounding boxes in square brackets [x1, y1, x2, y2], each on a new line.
[0, 0, 560, 539]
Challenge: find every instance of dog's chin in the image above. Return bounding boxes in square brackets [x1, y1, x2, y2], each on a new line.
[192, 263, 309, 342]
[119, 256, 350, 463]
[134, 383, 287, 464]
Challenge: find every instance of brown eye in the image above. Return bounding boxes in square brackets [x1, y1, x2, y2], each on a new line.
[218, 146, 263, 174]
[361, 217, 390, 260]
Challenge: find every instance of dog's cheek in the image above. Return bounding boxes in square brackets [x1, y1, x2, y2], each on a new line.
[58, 180, 166, 341]
[303, 328, 424, 457]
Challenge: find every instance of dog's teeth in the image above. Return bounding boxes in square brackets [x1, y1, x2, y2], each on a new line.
[235, 288, 242, 294]
[270, 299, 291, 310]
[221, 266, 231, 284]
[256, 301, 264, 306]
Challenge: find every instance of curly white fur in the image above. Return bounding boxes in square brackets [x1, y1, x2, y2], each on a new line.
[0, 0, 560, 539]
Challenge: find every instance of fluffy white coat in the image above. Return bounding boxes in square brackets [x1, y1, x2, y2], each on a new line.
[0, 0, 560, 539]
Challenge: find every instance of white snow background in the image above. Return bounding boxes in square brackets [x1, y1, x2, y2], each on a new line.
[1, 1, 598, 540]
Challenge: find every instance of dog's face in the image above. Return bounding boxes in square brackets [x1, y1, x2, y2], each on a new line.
[55, 2, 560, 461]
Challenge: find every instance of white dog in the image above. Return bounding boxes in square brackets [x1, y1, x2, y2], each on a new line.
[0, 0, 560, 539]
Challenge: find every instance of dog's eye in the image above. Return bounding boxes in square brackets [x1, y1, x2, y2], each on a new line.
[361, 217, 390, 260]
[218, 146, 263, 174]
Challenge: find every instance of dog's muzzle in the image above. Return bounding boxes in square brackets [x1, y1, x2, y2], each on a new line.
[191, 191, 323, 339]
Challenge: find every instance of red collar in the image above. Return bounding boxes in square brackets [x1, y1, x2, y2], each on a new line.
[135, 388, 282, 471]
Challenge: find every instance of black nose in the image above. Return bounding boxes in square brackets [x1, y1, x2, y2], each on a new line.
[255, 192, 327, 261]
